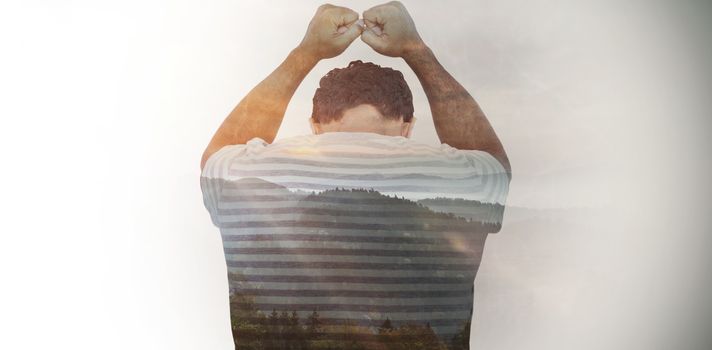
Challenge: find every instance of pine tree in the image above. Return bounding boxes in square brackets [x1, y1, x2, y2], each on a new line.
[306, 309, 323, 339]
[289, 310, 300, 326]
[269, 309, 279, 326]
[285, 310, 307, 350]
[279, 310, 290, 327]
[378, 317, 394, 334]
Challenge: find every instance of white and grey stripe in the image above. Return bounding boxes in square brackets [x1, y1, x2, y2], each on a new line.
[200, 131, 508, 340]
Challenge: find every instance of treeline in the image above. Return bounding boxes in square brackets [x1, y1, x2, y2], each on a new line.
[229, 292, 472, 350]
[301, 187, 478, 225]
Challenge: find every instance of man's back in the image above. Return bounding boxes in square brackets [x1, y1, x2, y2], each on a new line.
[200, 132, 509, 348]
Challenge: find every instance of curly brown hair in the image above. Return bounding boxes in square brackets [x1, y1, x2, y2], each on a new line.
[311, 60, 414, 124]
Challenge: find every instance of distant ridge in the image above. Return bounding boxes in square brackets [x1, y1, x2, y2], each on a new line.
[209, 177, 505, 227]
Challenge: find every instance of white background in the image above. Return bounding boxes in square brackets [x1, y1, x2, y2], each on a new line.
[1, 0, 710, 349]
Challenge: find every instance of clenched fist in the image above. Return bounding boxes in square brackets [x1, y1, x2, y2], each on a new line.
[298, 4, 364, 61]
[360, 1, 425, 58]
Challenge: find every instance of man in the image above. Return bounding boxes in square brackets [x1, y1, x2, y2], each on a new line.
[200, 2, 510, 349]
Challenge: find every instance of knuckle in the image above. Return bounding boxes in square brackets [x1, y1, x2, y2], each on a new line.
[336, 7, 357, 18]
[365, 5, 383, 16]
[385, 1, 404, 12]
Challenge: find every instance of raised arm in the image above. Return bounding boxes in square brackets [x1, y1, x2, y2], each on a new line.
[360, 1, 511, 176]
[200, 4, 364, 171]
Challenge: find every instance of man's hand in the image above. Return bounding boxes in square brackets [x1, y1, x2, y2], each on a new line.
[360, 1, 425, 58]
[298, 4, 364, 61]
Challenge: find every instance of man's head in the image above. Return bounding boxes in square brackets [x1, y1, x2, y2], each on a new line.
[310, 60, 416, 137]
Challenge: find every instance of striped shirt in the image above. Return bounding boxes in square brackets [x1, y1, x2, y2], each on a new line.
[200, 131, 509, 347]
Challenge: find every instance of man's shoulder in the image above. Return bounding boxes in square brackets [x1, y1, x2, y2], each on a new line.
[268, 132, 495, 160]
[272, 132, 434, 149]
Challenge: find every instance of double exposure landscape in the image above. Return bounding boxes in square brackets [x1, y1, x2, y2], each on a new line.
[202, 177, 505, 349]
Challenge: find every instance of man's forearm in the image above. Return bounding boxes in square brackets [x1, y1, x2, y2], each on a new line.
[200, 46, 319, 170]
[403, 45, 511, 174]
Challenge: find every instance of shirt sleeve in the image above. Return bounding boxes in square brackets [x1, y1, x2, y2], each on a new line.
[199, 138, 268, 227]
[440, 143, 511, 233]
